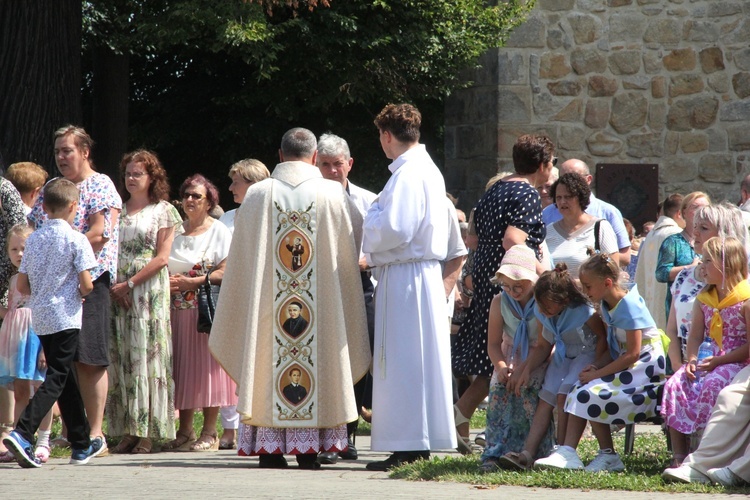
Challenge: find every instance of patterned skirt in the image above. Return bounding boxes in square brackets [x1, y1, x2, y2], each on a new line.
[237, 423, 348, 455]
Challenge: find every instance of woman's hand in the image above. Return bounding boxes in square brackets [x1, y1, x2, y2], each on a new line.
[170, 274, 200, 293]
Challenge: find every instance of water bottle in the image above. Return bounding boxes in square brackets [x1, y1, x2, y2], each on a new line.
[694, 337, 716, 384]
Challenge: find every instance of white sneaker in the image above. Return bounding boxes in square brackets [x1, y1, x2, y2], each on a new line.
[584, 450, 625, 472]
[534, 446, 584, 470]
[706, 467, 745, 487]
[661, 464, 711, 484]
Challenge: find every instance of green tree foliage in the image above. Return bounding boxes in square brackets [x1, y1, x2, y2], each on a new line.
[82, 0, 532, 200]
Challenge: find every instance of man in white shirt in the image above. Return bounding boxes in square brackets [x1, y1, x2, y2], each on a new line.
[634, 194, 685, 330]
[316, 133, 376, 464]
[543, 159, 631, 266]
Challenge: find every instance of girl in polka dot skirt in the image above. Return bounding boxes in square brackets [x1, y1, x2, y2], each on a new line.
[536, 250, 667, 472]
[496, 263, 607, 471]
[662, 236, 750, 467]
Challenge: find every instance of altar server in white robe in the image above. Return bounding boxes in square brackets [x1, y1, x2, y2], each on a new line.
[363, 103, 456, 471]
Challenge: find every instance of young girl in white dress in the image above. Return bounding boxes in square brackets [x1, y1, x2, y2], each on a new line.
[535, 250, 667, 472]
[0, 225, 53, 463]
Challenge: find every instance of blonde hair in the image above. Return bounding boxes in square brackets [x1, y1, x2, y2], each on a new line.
[5, 162, 48, 195]
[579, 248, 623, 288]
[228, 158, 269, 184]
[6, 224, 33, 254]
[681, 191, 710, 217]
[702, 236, 748, 291]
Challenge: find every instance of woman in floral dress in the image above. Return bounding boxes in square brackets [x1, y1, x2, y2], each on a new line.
[108, 150, 181, 453]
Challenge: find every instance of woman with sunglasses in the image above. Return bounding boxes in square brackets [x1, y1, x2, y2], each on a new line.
[164, 174, 236, 452]
[108, 150, 182, 454]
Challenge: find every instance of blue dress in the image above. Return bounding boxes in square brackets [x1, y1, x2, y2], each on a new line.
[655, 232, 695, 321]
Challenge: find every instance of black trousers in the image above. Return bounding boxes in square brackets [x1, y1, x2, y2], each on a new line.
[16, 329, 90, 450]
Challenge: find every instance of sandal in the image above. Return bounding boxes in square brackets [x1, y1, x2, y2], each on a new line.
[131, 438, 152, 454]
[34, 445, 51, 464]
[219, 440, 236, 450]
[498, 450, 533, 471]
[111, 435, 139, 454]
[162, 430, 196, 451]
[0, 450, 15, 463]
[479, 457, 500, 473]
[454, 405, 474, 455]
[190, 433, 219, 452]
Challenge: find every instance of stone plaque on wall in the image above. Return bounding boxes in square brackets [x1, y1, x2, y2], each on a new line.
[595, 164, 659, 234]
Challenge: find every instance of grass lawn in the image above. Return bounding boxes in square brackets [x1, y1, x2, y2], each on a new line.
[390, 430, 750, 494]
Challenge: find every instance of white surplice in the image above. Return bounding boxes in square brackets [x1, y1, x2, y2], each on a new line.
[363, 145, 456, 451]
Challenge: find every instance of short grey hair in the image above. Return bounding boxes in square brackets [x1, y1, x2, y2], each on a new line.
[317, 133, 351, 160]
[281, 128, 317, 159]
[694, 202, 750, 252]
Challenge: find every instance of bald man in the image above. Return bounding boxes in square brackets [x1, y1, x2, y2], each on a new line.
[542, 159, 631, 266]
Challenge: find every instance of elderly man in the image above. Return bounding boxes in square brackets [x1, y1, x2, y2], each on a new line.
[363, 104, 456, 471]
[543, 159, 631, 266]
[210, 128, 370, 470]
[634, 193, 685, 331]
[315, 132, 377, 464]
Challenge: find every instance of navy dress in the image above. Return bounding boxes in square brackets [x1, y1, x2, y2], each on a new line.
[452, 180, 545, 377]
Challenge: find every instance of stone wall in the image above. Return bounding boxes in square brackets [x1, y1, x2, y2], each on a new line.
[444, 0, 750, 213]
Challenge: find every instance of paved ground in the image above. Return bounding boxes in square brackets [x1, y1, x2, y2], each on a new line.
[1, 430, 738, 499]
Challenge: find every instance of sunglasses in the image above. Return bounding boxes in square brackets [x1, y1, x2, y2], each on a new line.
[182, 192, 205, 201]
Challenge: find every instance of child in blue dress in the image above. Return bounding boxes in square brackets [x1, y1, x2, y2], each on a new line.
[497, 263, 607, 470]
[535, 251, 667, 472]
[0, 225, 54, 463]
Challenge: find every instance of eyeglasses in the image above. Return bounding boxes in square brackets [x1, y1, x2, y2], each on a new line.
[499, 283, 526, 294]
[125, 172, 147, 179]
[551, 157, 558, 166]
[182, 192, 205, 200]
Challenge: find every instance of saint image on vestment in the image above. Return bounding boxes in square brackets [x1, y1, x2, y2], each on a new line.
[281, 300, 309, 338]
[281, 366, 309, 406]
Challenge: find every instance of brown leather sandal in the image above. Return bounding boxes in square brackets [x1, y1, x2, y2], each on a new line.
[189, 433, 219, 452]
[111, 435, 139, 454]
[498, 450, 533, 471]
[162, 430, 197, 451]
[131, 437, 152, 454]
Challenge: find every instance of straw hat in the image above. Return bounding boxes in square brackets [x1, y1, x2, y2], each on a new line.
[495, 245, 538, 284]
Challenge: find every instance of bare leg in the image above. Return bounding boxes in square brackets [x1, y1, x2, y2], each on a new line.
[177, 409, 195, 436]
[561, 414, 588, 449]
[0, 386, 13, 452]
[12, 379, 31, 422]
[556, 394, 568, 444]
[455, 376, 490, 438]
[75, 362, 108, 438]
[522, 400, 555, 457]
[668, 426, 690, 465]
[590, 421, 614, 451]
[201, 407, 220, 437]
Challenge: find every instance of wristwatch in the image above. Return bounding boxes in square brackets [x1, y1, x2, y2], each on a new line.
[127, 279, 135, 289]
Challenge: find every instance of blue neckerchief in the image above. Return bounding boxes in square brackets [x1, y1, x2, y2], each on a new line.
[535, 302, 595, 365]
[600, 284, 656, 359]
[503, 292, 536, 362]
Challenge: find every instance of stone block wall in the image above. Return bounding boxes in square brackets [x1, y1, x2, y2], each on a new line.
[444, 0, 750, 212]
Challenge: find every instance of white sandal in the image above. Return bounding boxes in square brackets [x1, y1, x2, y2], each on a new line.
[454, 405, 474, 455]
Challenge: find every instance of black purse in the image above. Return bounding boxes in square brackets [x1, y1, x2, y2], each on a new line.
[197, 272, 220, 334]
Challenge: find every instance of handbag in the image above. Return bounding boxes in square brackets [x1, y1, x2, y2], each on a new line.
[197, 272, 220, 334]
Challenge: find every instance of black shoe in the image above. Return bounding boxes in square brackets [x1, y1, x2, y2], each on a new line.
[365, 451, 430, 471]
[297, 452, 321, 470]
[258, 454, 288, 469]
[338, 438, 358, 460]
[316, 451, 339, 465]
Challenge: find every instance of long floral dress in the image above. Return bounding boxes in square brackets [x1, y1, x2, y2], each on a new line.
[107, 201, 181, 439]
[662, 301, 749, 434]
[0, 180, 28, 306]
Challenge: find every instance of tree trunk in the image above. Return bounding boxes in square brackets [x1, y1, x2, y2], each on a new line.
[0, 0, 82, 174]
[91, 45, 129, 180]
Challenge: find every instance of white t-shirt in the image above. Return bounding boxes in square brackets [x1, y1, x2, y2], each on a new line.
[546, 218, 618, 277]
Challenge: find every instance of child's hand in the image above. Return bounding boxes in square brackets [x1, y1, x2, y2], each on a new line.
[685, 360, 697, 381]
[578, 366, 599, 384]
[697, 356, 718, 373]
[496, 364, 511, 385]
[37, 352, 47, 371]
[508, 369, 529, 396]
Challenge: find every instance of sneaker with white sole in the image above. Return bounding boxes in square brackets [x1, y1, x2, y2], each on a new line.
[584, 450, 625, 472]
[534, 445, 584, 470]
[706, 467, 745, 487]
[661, 464, 711, 484]
[70, 436, 107, 465]
[2, 430, 41, 468]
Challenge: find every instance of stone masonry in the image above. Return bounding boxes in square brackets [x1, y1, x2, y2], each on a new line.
[444, 0, 750, 213]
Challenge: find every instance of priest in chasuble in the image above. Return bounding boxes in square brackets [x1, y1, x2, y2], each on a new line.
[210, 128, 371, 469]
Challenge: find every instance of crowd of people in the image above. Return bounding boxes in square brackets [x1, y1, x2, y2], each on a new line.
[0, 104, 747, 488]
